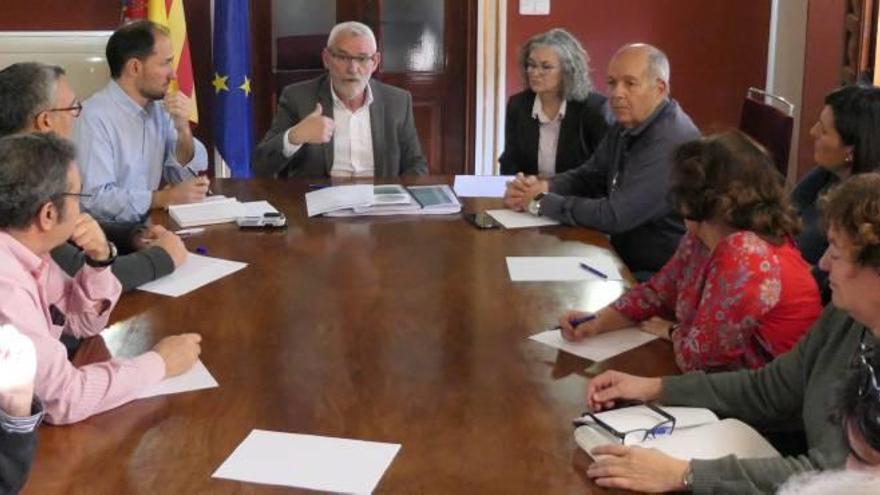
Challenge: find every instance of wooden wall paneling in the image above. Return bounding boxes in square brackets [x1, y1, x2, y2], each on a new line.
[0, 0, 119, 30]
[505, 0, 771, 132]
[412, 100, 443, 173]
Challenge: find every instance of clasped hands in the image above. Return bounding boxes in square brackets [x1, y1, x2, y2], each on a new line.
[503, 173, 549, 211]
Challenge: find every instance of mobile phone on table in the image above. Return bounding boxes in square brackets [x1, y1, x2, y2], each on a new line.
[463, 212, 501, 229]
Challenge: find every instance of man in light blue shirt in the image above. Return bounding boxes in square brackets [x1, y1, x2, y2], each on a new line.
[74, 20, 209, 222]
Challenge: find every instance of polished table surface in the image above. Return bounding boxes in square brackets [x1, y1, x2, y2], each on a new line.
[23, 177, 679, 494]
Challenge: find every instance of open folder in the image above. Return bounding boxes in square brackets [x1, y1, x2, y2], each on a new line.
[573, 405, 781, 461]
[312, 184, 462, 217]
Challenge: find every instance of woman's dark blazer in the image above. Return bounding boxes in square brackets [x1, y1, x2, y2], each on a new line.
[499, 90, 611, 175]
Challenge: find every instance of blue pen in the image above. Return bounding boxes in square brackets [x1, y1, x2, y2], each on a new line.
[308, 184, 330, 190]
[552, 313, 597, 331]
[579, 261, 608, 279]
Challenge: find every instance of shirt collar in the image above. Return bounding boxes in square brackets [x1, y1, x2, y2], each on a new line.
[622, 98, 670, 137]
[531, 96, 566, 124]
[107, 79, 156, 118]
[0, 231, 48, 276]
[330, 81, 374, 112]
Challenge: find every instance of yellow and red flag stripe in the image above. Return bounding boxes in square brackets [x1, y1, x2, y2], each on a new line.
[148, 0, 198, 123]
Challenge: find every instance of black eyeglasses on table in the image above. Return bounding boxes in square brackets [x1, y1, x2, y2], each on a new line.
[573, 403, 677, 446]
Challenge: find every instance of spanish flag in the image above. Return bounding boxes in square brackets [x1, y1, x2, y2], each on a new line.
[148, 0, 198, 123]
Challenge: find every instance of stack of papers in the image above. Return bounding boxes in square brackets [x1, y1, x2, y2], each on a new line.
[312, 184, 462, 217]
[485, 209, 560, 228]
[453, 175, 514, 198]
[169, 197, 282, 228]
[305, 184, 374, 217]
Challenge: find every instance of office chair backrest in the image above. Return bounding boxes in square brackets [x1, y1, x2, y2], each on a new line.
[739, 87, 795, 178]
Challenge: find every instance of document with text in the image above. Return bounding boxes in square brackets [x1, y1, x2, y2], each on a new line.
[137, 253, 247, 297]
[212, 430, 401, 492]
[305, 184, 374, 217]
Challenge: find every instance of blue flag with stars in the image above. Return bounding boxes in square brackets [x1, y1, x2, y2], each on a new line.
[213, 0, 253, 178]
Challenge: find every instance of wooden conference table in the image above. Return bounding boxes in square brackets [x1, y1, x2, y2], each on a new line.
[23, 177, 679, 494]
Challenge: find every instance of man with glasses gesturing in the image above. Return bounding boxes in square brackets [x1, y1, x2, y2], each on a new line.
[253, 21, 428, 178]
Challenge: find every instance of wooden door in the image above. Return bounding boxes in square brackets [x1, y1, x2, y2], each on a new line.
[253, 0, 477, 174]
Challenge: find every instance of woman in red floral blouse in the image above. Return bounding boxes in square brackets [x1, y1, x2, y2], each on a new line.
[558, 130, 822, 372]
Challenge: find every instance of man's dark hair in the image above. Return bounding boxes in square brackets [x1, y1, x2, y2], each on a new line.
[106, 20, 170, 79]
[0, 62, 66, 138]
[0, 133, 76, 229]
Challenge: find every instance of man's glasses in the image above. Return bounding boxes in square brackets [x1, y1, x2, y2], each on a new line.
[46, 100, 83, 118]
[327, 49, 377, 67]
[55, 192, 92, 199]
[573, 403, 677, 445]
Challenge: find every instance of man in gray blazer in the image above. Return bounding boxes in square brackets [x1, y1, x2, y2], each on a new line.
[252, 21, 428, 178]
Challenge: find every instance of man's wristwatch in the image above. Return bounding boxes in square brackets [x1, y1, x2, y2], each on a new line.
[527, 192, 547, 216]
[85, 241, 118, 268]
[681, 461, 694, 491]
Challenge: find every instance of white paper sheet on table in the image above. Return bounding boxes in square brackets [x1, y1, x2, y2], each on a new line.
[506, 256, 623, 281]
[485, 209, 560, 228]
[137, 253, 247, 297]
[452, 175, 514, 197]
[305, 184, 374, 217]
[238, 200, 280, 217]
[529, 328, 657, 362]
[212, 430, 401, 493]
[136, 360, 218, 399]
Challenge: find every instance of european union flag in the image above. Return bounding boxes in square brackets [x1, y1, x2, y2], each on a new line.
[212, 0, 253, 178]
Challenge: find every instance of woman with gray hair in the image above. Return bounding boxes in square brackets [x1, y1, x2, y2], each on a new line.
[499, 29, 610, 177]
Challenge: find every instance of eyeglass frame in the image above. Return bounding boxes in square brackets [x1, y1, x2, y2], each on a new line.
[572, 402, 677, 445]
[326, 48, 378, 67]
[44, 100, 83, 118]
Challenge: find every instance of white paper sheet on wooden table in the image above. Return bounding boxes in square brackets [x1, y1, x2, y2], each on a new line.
[452, 175, 514, 197]
[506, 256, 623, 281]
[529, 328, 657, 362]
[136, 360, 218, 399]
[137, 253, 247, 297]
[212, 430, 401, 493]
[485, 209, 560, 228]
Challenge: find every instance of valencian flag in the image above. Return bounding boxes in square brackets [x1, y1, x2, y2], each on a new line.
[148, 0, 199, 123]
[213, 0, 254, 178]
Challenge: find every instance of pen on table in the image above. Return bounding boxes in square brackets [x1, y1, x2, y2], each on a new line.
[551, 313, 597, 331]
[173, 227, 205, 237]
[308, 183, 330, 190]
[186, 167, 214, 196]
[579, 262, 608, 280]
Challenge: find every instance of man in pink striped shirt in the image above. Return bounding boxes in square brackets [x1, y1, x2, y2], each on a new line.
[0, 133, 201, 425]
